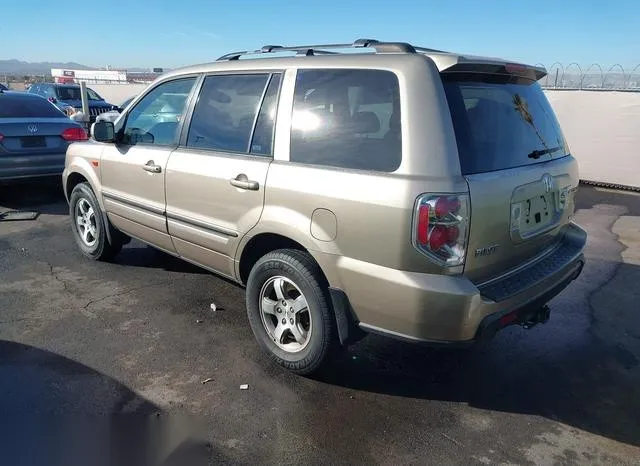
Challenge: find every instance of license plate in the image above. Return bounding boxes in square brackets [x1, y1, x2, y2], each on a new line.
[522, 193, 554, 228]
[20, 136, 46, 148]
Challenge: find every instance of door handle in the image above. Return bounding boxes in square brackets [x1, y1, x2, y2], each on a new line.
[230, 174, 259, 191]
[142, 160, 162, 173]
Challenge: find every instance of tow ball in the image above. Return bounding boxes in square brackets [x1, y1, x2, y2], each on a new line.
[521, 305, 551, 330]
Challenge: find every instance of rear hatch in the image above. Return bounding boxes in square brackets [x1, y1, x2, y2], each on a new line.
[441, 67, 578, 283]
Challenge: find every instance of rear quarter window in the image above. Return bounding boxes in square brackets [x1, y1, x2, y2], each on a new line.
[443, 74, 569, 175]
[290, 69, 401, 172]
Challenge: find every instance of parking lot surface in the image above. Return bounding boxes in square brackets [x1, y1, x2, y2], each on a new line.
[1, 180, 639, 465]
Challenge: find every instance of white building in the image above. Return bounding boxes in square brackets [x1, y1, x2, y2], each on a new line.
[51, 68, 128, 84]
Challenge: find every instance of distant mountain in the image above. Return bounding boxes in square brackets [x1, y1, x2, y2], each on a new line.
[0, 59, 95, 75]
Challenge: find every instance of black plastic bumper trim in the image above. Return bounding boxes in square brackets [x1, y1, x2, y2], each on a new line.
[475, 256, 584, 342]
[478, 238, 585, 302]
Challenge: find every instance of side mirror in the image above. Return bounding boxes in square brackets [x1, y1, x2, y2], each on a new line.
[48, 96, 58, 104]
[91, 121, 115, 143]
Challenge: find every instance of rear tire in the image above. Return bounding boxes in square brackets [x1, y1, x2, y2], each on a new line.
[246, 249, 338, 375]
[69, 182, 122, 261]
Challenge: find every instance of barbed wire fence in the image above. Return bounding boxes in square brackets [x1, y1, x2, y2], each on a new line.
[537, 62, 640, 90]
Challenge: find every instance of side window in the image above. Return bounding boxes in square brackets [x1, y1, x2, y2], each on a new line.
[44, 86, 56, 99]
[186, 74, 269, 153]
[290, 69, 402, 172]
[122, 77, 196, 146]
[250, 74, 281, 155]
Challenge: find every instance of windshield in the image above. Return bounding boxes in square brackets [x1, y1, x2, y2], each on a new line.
[0, 95, 65, 118]
[442, 73, 569, 175]
[56, 86, 103, 101]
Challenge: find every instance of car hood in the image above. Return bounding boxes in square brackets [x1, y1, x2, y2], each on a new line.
[60, 99, 113, 108]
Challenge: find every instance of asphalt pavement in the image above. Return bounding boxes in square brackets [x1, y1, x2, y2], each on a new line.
[1, 179, 639, 466]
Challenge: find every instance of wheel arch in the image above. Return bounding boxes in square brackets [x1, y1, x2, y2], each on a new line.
[64, 159, 104, 211]
[237, 231, 361, 346]
[65, 166, 118, 246]
[237, 233, 310, 286]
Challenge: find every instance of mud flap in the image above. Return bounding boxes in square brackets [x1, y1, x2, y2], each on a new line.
[101, 209, 131, 246]
[328, 287, 366, 346]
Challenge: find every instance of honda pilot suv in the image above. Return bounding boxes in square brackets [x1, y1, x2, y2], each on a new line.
[63, 39, 586, 374]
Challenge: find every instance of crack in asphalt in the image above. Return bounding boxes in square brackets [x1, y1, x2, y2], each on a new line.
[44, 261, 72, 295]
[583, 206, 628, 333]
[79, 283, 166, 313]
[37, 259, 167, 318]
[564, 204, 630, 338]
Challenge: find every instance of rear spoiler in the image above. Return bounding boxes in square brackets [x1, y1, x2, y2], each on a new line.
[440, 62, 547, 82]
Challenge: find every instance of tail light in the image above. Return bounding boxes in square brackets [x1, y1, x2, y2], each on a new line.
[61, 127, 88, 141]
[413, 193, 470, 267]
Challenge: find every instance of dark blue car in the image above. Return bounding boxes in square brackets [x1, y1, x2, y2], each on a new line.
[0, 90, 87, 181]
[27, 83, 116, 122]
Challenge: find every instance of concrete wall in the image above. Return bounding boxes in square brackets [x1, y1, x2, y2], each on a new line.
[92, 83, 148, 106]
[544, 90, 639, 188]
[88, 84, 639, 189]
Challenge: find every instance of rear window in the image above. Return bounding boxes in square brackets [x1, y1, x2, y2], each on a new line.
[290, 69, 401, 172]
[56, 86, 102, 101]
[442, 74, 569, 175]
[0, 94, 64, 118]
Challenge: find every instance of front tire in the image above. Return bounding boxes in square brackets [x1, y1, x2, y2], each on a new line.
[246, 249, 338, 375]
[69, 182, 122, 261]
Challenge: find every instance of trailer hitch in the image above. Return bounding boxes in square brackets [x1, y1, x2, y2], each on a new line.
[521, 305, 551, 330]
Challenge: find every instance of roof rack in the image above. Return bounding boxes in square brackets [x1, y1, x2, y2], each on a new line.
[216, 38, 447, 61]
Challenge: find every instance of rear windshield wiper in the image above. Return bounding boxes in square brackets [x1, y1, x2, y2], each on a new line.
[528, 146, 563, 159]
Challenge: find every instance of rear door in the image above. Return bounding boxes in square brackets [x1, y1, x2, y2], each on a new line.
[164, 72, 280, 279]
[442, 71, 578, 283]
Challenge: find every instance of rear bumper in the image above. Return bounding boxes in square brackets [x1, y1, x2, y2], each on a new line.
[473, 257, 583, 342]
[0, 153, 66, 181]
[321, 222, 587, 345]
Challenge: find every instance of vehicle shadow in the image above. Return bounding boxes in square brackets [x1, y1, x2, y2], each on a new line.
[309, 185, 640, 447]
[0, 340, 234, 466]
[0, 178, 68, 216]
[314, 262, 640, 448]
[114, 244, 211, 276]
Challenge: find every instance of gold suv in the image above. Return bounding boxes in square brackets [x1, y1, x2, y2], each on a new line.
[63, 39, 586, 374]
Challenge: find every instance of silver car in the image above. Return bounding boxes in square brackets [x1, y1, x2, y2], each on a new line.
[0, 90, 88, 181]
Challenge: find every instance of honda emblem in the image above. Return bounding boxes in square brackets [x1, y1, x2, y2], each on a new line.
[542, 174, 554, 192]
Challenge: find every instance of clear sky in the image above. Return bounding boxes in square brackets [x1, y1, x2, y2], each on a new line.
[2, 0, 638, 69]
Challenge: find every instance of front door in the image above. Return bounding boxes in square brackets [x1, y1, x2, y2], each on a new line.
[165, 72, 282, 279]
[100, 76, 199, 254]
